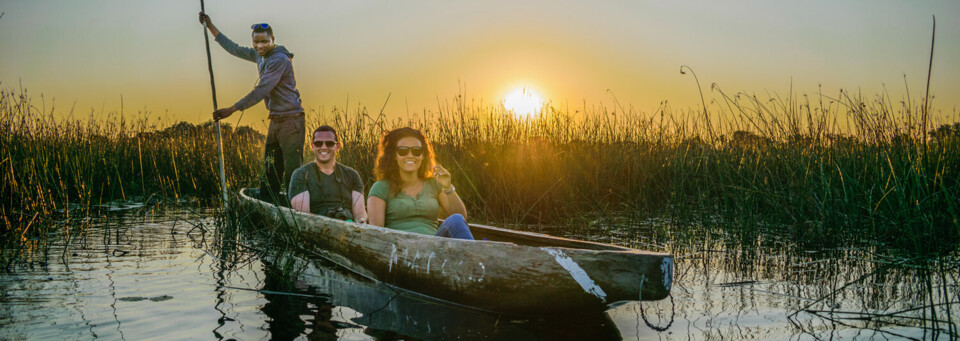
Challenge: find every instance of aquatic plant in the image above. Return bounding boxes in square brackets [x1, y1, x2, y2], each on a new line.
[0, 86, 264, 265]
[2, 79, 958, 260]
[310, 85, 958, 254]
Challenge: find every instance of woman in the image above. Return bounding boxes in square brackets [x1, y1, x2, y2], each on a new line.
[366, 127, 474, 240]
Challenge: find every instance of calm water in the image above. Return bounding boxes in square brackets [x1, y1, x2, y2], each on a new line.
[1, 208, 957, 340]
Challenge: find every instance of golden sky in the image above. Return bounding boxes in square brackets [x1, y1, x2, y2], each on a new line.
[1, 1, 958, 129]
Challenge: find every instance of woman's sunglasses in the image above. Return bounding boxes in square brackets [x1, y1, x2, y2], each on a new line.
[251, 23, 271, 30]
[396, 146, 423, 157]
[313, 140, 337, 148]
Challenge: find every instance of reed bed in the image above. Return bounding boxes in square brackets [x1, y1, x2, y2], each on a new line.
[320, 86, 959, 254]
[1, 86, 263, 263]
[2, 82, 959, 258]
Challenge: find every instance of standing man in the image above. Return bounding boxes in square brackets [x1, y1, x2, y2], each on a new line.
[288, 126, 367, 224]
[199, 13, 304, 205]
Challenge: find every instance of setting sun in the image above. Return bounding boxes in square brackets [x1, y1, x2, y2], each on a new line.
[503, 87, 544, 117]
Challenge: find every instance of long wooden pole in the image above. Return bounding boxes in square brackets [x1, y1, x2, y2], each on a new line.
[201, 0, 229, 209]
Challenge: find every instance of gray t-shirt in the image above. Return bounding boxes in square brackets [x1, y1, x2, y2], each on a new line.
[288, 162, 363, 216]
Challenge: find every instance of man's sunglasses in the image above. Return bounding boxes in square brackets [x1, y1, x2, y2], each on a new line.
[251, 23, 271, 30]
[396, 147, 424, 157]
[313, 140, 337, 148]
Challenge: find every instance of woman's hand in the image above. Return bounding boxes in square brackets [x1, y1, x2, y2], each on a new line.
[433, 164, 452, 189]
[434, 163, 466, 219]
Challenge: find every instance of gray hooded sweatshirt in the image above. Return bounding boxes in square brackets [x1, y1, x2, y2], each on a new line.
[215, 33, 304, 116]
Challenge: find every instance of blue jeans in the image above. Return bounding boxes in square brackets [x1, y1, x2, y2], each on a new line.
[435, 214, 474, 240]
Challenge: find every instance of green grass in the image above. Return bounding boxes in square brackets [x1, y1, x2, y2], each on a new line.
[2, 81, 959, 259]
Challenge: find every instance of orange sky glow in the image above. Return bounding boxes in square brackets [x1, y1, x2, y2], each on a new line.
[1, 1, 958, 132]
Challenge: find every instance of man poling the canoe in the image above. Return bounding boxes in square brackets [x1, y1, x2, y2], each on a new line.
[367, 127, 474, 240]
[288, 125, 368, 224]
[199, 12, 306, 206]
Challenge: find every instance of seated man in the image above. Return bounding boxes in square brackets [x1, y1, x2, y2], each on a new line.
[288, 125, 367, 223]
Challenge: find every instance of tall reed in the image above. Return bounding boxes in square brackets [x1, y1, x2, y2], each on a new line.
[311, 87, 959, 254]
[1, 86, 263, 262]
[3, 81, 958, 256]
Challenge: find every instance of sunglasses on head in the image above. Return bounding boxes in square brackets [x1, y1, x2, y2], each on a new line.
[396, 146, 423, 157]
[251, 23, 271, 30]
[313, 140, 337, 148]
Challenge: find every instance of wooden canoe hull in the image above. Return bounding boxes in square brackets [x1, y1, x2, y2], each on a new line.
[240, 188, 672, 316]
[262, 254, 624, 339]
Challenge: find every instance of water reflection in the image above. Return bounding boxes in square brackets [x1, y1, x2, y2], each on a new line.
[0, 209, 957, 340]
[260, 263, 337, 340]
[255, 252, 623, 340]
[591, 222, 960, 340]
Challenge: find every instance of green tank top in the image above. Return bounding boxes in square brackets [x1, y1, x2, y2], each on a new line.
[368, 179, 443, 235]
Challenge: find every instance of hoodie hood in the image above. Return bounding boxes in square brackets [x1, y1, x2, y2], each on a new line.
[268, 45, 294, 59]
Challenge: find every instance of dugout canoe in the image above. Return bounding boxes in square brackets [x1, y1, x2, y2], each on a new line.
[239, 188, 673, 316]
[261, 253, 623, 339]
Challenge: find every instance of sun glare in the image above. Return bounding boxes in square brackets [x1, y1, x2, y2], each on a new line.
[503, 87, 544, 117]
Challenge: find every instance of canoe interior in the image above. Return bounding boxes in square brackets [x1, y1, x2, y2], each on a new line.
[244, 187, 628, 251]
[466, 223, 630, 251]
